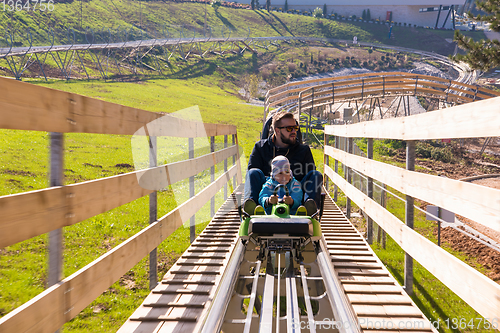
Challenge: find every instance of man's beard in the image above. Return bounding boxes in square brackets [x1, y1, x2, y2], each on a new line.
[280, 132, 296, 145]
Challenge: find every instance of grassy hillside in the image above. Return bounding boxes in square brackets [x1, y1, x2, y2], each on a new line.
[0, 0, 486, 55]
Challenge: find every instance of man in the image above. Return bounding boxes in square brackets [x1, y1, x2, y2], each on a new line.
[244, 111, 323, 214]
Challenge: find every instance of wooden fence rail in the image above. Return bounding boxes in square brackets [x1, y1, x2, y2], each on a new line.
[323, 96, 500, 323]
[0, 77, 242, 332]
[0, 77, 235, 136]
[0, 145, 239, 248]
[265, 72, 500, 114]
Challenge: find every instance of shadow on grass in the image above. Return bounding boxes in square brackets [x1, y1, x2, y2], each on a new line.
[165, 61, 218, 80]
[269, 12, 295, 36]
[412, 277, 462, 333]
[215, 11, 237, 32]
[254, 10, 284, 36]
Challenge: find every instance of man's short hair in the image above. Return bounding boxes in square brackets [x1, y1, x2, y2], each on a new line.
[272, 111, 296, 129]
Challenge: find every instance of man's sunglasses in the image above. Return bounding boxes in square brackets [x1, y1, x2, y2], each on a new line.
[277, 125, 299, 132]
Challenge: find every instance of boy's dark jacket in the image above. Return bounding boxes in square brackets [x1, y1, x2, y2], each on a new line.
[247, 137, 316, 182]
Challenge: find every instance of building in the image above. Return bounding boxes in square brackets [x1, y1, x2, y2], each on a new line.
[245, 0, 463, 29]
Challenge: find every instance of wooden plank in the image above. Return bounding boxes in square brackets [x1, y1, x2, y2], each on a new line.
[0, 165, 238, 333]
[342, 284, 402, 294]
[325, 146, 500, 233]
[347, 294, 412, 305]
[0, 145, 239, 248]
[324, 95, 500, 139]
[0, 77, 236, 137]
[358, 317, 433, 331]
[325, 165, 500, 322]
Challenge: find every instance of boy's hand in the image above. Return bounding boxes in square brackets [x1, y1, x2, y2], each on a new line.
[283, 195, 294, 206]
[268, 195, 278, 205]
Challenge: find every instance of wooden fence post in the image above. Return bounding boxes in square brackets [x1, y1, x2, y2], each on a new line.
[346, 137, 353, 219]
[48, 132, 63, 289]
[189, 137, 195, 243]
[367, 138, 374, 244]
[381, 183, 387, 249]
[210, 136, 215, 218]
[404, 140, 416, 295]
[232, 134, 236, 189]
[224, 135, 228, 200]
[324, 134, 329, 191]
[334, 136, 339, 202]
[149, 136, 158, 290]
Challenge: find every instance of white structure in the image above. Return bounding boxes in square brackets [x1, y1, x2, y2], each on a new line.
[245, 0, 463, 28]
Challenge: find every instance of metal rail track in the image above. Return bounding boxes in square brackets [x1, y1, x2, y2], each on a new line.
[1, 35, 474, 82]
[118, 187, 243, 333]
[119, 187, 437, 333]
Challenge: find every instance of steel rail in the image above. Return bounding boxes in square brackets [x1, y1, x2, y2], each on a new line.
[203, 235, 363, 333]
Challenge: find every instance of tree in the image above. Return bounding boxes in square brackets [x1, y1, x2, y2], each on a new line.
[367, 8, 371, 20]
[313, 7, 323, 19]
[284, 0, 288, 11]
[323, 3, 327, 16]
[266, 0, 270, 12]
[251, 0, 255, 9]
[453, 0, 500, 71]
[362, 9, 366, 20]
[211, 0, 221, 11]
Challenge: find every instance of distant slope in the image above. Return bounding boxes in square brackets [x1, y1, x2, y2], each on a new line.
[0, 1, 486, 55]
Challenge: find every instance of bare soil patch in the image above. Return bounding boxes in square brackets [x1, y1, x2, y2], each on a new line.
[439, 226, 500, 282]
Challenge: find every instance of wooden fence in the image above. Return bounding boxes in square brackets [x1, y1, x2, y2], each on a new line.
[0, 77, 242, 333]
[324, 95, 500, 323]
[265, 72, 500, 114]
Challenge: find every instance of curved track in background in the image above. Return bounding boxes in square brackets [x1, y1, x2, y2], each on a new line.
[265, 71, 500, 116]
[0, 35, 477, 81]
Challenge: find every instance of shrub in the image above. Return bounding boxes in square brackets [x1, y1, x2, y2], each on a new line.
[379, 146, 397, 157]
[261, 69, 271, 80]
[287, 63, 297, 72]
[383, 139, 405, 150]
[313, 7, 323, 18]
[431, 147, 454, 163]
[211, 0, 221, 10]
[416, 142, 432, 158]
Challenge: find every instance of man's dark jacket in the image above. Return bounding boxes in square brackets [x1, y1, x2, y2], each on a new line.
[247, 137, 316, 182]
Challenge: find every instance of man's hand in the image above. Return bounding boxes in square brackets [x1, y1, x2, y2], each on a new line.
[283, 195, 294, 206]
[268, 195, 278, 206]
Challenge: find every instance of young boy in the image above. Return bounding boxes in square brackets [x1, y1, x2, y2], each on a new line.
[258, 155, 303, 215]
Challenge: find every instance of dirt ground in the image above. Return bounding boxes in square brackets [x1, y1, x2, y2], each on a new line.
[418, 141, 500, 282]
[439, 226, 500, 282]
[361, 139, 500, 282]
